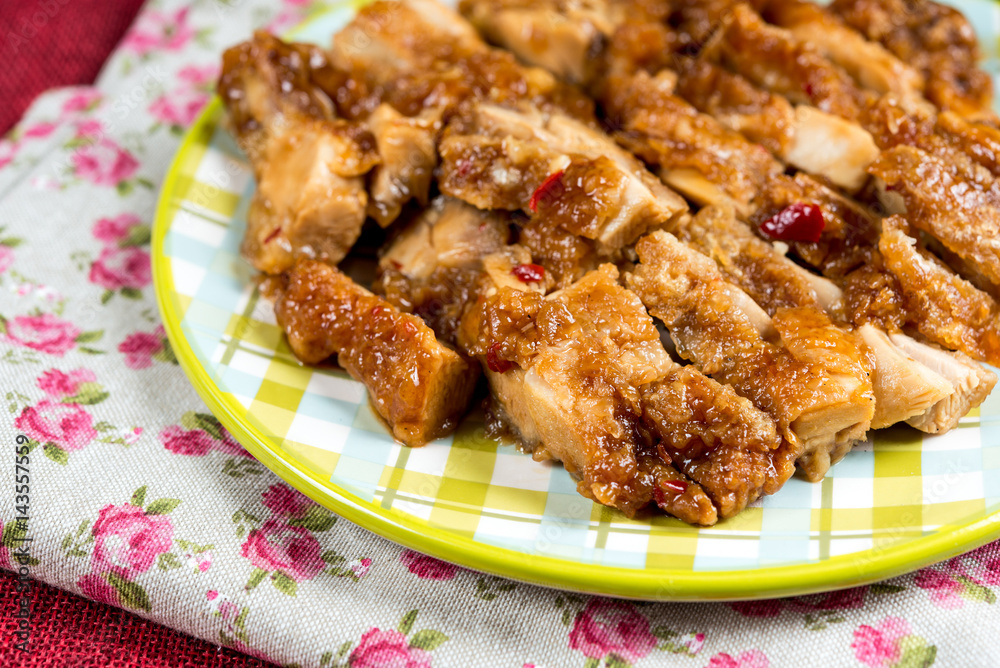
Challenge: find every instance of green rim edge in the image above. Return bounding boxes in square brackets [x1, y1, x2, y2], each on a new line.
[151, 20, 1000, 604]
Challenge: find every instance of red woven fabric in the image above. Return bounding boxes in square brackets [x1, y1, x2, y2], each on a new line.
[0, 0, 147, 135]
[0, 569, 275, 666]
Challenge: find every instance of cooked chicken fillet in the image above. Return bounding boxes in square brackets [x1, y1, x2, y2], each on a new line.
[890, 333, 998, 433]
[701, 4, 871, 121]
[879, 216, 1000, 366]
[365, 104, 439, 227]
[218, 32, 378, 273]
[603, 71, 781, 215]
[377, 197, 514, 343]
[672, 207, 844, 316]
[759, 0, 928, 108]
[439, 102, 686, 254]
[856, 325, 953, 429]
[628, 231, 875, 481]
[274, 260, 479, 446]
[464, 263, 795, 521]
[871, 146, 1000, 288]
[830, 0, 996, 121]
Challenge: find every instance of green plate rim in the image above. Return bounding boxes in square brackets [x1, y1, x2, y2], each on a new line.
[151, 5, 1000, 602]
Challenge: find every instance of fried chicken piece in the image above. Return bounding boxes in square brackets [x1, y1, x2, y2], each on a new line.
[438, 102, 685, 254]
[879, 216, 1000, 366]
[465, 264, 795, 522]
[274, 260, 478, 446]
[376, 197, 514, 343]
[629, 230, 875, 481]
[759, 0, 928, 109]
[365, 104, 439, 227]
[750, 173, 880, 278]
[889, 333, 997, 433]
[603, 71, 781, 215]
[218, 32, 379, 273]
[672, 207, 844, 316]
[701, 4, 871, 121]
[830, 0, 996, 121]
[871, 146, 1000, 288]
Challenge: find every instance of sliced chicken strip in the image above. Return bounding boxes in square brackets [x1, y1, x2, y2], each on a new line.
[274, 260, 479, 446]
[890, 333, 998, 433]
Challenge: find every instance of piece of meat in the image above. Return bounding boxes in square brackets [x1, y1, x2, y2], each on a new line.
[466, 263, 795, 521]
[856, 324, 953, 429]
[218, 32, 380, 273]
[365, 104, 439, 227]
[439, 102, 686, 254]
[333, 0, 594, 123]
[628, 230, 875, 481]
[759, 0, 928, 109]
[701, 4, 871, 121]
[603, 70, 781, 215]
[459, 0, 621, 85]
[672, 207, 844, 316]
[890, 333, 997, 433]
[376, 197, 514, 343]
[242, 120, 375, 274]
[829, 0, 996, 121]
[879, 216, 1000, 366]
[871, 146, 1000, 288]
[861, 96, 1000, 199]
[750, 173, 880, 278]
[674, 59, 797, 157]
[274, 260, 479, 446]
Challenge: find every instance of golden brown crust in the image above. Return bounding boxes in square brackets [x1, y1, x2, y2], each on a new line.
[275, 260, 479, 445]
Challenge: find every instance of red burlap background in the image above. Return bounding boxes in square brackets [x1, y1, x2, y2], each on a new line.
[0, 569, 274, 666]
[0, 1, 273, 662]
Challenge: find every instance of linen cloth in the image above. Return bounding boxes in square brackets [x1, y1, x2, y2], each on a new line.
[1, 1, 999, 666]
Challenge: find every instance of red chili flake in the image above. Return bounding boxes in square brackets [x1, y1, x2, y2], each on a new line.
[371, 306, 385, 316]
[511, 263, 546, 284]
[528, 170, 565, 213]
[661, 479, 689, 494]
[263, 227, 282, 244]
[486, 342, 513, 373]
[759, 203, 825, 243]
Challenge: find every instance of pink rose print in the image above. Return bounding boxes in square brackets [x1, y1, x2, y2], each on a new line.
[62, 90, 102, 114]
[159, 426, 215, 456]
[568, 599, 657, 665]
[24, 122, 57, 139]
[0, 519, 9, 568]
[4, 313, 80, 356]
[93, 213, 142, 244]
[122, 8, 195, 56]
[88, 246, 151, 291]
[349, 628, 432, 668]
[77, 573, 123, 606]
[119, 331, 164, 369]
[852, 617, 937, 668]
[705, 650, 769, 668]
[183, 547, 214, 573]
[262, 484, 311, 518]
[74, 119, 105, 140]
[71, 137, 139, 187]
[915, 569, 966, 610]
[729, 600, 782, 618]
[150, 65, 217, 130]
[15, 400, 96, 451]
[91, 503, 174, 579]
[350, 557, 373, 579]
[0, 245, 15, 274]
[400, 549, 459, 581]
[37, 368, 97, 398]
[0, 139, 19, 170]
[915, 548, 1000, 609]
[241, 518, 325, 583]
[158, 412, 247, 458]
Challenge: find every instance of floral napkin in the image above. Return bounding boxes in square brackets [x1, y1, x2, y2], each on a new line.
[1, 1, 999, 667]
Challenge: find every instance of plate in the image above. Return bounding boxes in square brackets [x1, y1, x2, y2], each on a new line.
[152, 0, 1000, 600]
